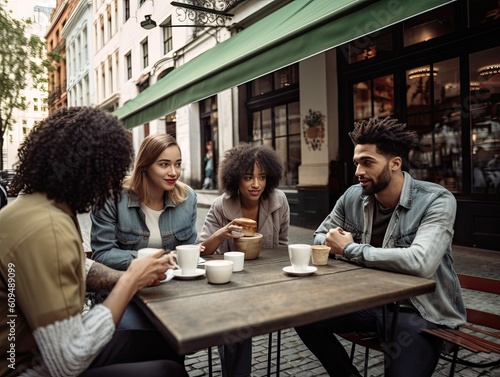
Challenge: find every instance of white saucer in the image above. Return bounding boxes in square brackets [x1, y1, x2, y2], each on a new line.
[282, 266, 317, 276]
[173, 268, 206, 280]
[198, 257, 206, 266]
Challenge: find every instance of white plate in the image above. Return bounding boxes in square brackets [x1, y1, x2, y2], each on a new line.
[161, 269, 175, 283]
[198, 257, 206, 266]
[282, 266, 317, 276]
[173, 268, 206, 280]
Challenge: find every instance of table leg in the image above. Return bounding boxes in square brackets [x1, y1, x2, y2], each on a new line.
[266, 331, 282, 377]
[267, 333, 273, 376]
[208, 347, 213, 377]
[276, 330, 281, 377]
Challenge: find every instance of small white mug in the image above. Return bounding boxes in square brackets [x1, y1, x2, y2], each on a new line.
[288, 244, 311, 272]
[176, 244, 200, 275]
[205, 260, 233, 284]
[137, 248, 160, 258]
[224, 251, 245, 272]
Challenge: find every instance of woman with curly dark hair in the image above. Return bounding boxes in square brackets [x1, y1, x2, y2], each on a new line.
[199, 143, 289, 255]
[197, 143, 290, 377]
[0, 107, 187, 377]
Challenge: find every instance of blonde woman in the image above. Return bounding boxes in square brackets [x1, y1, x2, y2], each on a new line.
[91, 133, 198, 270]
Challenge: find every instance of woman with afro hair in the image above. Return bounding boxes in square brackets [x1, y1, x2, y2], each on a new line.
[197, 143, 290, 377]
[0, 107, 187, 377]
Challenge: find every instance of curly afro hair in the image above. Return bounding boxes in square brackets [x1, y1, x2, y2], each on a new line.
[10, 107, 133, 213]
[218, 143, 283, 200]
[349, 117, 418, 159]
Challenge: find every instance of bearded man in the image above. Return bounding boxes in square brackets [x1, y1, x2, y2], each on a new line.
[295, 117, 466, 377]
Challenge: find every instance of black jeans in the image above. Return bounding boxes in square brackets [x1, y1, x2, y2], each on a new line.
[80, 329, 187, 377]
[295, 307, 442, 377]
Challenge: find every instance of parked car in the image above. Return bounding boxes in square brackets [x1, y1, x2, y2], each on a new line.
[0, 169, 16, 196]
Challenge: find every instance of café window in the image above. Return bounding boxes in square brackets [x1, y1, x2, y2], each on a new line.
[251, 65, 298, 97]
[470, 46, 500, 194]
[406, 58, 462, 192]
[403, 3, 455, 47]
[353, 74, 394, 122]
[165, 112, 176, 139]
[345, 28, 393, 64]
[468, 0, 500, 27]
[250, 101, 301, 187]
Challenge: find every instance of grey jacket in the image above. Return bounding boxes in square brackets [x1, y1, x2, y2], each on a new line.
[91, 187, 198, 270]
[197, 189, 290, 254]
[314, 172, 466, 328]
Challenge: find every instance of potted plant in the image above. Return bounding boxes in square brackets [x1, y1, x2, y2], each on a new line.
[303, 109, 325, 150]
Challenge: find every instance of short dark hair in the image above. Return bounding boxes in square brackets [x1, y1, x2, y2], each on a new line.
[11, 107, 133, 213]
[218, 143, 283, 200]
[349, 117, 418, 159]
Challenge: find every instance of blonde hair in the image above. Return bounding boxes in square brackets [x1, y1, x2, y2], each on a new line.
[123, 134, 189, 205]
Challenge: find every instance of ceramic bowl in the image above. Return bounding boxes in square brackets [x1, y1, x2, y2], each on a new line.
[233, 233, 263, 260]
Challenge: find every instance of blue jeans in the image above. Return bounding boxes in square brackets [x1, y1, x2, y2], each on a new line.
[295, 307, 442, 377]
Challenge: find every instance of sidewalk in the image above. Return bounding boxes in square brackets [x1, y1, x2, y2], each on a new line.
[185, 190, 500, 377]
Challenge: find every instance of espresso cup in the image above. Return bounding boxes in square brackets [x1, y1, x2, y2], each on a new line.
[288, 244, 311, 272]
[311, 245, 331, 266]
[224, 251, 245, 272]
[176, 244, 200, 275]
[205, 260, 233, 284]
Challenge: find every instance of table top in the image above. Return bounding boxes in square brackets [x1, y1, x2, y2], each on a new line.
[135, 246, 435, 355]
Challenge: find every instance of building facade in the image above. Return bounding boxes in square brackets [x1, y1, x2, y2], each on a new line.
[46, 0, 79, 113]
[54, 0, 500, 251]
[63, 0, 94, 107]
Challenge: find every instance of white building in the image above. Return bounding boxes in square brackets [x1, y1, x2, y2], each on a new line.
[91, 0, 280, 188]
[63, 0, 94, 107]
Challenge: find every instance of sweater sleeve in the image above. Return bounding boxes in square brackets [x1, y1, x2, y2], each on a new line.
[30, 304, 115, 377]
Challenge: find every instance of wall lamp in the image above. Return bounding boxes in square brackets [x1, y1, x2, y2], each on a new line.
[141, 15, 157, 29]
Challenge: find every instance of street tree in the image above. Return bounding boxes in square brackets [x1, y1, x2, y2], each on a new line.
[0, 0, 59, 171]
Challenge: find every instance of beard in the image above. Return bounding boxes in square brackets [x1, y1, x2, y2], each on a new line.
[361, 163, 391, 195]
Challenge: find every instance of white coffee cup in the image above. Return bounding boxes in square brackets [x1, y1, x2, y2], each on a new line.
[288, 244, 311, 272]
[224, 251, 245, 272]
[137, 248, 160, 258]
[205, 260, 233, 284]
[176, 244, 200, 275]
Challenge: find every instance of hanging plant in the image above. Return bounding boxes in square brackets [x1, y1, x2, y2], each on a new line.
[303, 109, 326, 151]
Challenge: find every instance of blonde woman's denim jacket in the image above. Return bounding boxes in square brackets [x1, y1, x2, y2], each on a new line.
[91, 187, 198, 270]
[314, 172, 466, 328]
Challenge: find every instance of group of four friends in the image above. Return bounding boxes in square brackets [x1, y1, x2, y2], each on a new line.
[0, 107, 465, 377]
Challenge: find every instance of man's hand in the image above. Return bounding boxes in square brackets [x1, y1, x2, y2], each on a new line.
[326, 227, 354, 255]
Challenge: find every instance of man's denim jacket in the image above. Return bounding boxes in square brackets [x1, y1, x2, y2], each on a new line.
[314, 172, 466, 328]
[91, 187, 198, 270]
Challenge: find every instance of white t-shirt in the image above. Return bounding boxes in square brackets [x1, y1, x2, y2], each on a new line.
[141, 204, 163, 248]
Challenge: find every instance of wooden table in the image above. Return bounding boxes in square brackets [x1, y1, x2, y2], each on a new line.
[135, 246, 436, 356]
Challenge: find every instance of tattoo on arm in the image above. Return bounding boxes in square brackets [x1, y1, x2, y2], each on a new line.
[86, 262, 123, 293]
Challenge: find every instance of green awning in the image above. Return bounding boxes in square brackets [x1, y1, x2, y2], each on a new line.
[115, 0, 454, 129]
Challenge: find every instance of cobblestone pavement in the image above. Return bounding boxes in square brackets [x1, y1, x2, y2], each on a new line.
[77, 191, 500, 377]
